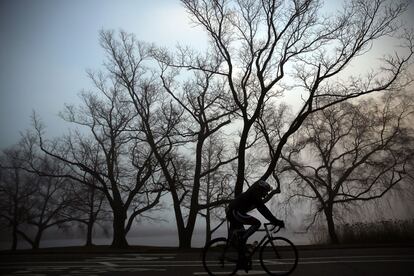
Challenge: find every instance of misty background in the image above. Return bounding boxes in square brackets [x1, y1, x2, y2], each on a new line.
[1, 0, 414, 250]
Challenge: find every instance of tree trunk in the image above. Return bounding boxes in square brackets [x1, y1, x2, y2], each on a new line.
[111, 208, 129, 248]
[205, 156, 212, 245]
[178, 228, 193, 249]
[235, 129, 249, 196]
[85, 186, 96, 246]
[205, 207, 211, 245]
[33, 230, 42, 250]
[178, 136, 203, 249]
[324, 208, 339, 244]
[85, 220, 94, 246]
[11, 223, 18, 251]
[177, 211, 198, 249]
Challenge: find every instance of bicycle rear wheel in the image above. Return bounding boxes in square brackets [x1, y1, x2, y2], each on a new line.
[202, 237, 238, 276]
[259, 237, 298, 276]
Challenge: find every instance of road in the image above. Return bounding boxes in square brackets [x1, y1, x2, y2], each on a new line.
[1, 246, 413, 275]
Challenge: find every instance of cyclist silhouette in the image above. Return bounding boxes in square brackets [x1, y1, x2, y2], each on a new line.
[226, 180, 284, 270]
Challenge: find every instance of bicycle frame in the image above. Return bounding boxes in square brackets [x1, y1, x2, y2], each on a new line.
[244, 223, 281, 259]
[203, 223, 297, 276]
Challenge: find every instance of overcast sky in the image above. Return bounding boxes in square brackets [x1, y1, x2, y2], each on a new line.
[0, 0, 413, 149]
[0, 0, 208, 148]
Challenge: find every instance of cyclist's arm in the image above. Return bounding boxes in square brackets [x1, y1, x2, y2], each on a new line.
[255, 200, 281, 225]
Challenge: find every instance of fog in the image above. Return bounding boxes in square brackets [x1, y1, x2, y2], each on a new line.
[1, 0, 414, 250]
[1, 189, 412, 250]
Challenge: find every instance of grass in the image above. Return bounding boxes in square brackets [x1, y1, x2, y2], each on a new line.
[337, 219, 414, 244]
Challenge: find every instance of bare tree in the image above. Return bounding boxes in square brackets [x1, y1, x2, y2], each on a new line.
[159, 62, 239, 246]
[23, 157, 75, 249]
[63, 175, 108, 247]
[0, 146, 37, 250]
[199, 136, 234, 243]
[2, 151, 76, 250]
[98, 29, 240, 247]
[279, 94, 413, 243]
[27, 71, 164, 248]
[180, 0, 413, 197]
[99, 0, 413, 247]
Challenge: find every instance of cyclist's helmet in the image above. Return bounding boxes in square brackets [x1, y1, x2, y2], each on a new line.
[253, 180, 272, 195]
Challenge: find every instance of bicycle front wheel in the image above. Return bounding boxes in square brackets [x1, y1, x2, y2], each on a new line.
[259, 237, 298, 276]
[202, 237, 238, 276]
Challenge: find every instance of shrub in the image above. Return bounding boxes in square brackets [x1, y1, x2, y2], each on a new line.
[337, 219, 414, 244]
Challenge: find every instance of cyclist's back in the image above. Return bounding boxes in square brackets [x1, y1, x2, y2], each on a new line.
[228, 184, 270, 214]
[227, 180, 283, 231]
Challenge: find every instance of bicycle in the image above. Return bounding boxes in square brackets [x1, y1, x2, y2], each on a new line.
[202, 223, 298, 276]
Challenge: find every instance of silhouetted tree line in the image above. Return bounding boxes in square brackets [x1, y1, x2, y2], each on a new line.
[1, 0, 414, 249]
[275, 93, 414, 243]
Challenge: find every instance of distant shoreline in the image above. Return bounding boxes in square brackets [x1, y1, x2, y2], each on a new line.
[0, 230, 314, 251]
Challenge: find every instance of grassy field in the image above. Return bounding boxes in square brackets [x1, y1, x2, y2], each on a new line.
[337, 219, 414, 244]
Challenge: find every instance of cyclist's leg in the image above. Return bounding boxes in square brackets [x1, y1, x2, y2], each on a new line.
[227, 210, 247, 268]
[232, 211, 261, 270]
[227, 209, 242, 240]
[233, 210, 261, 242]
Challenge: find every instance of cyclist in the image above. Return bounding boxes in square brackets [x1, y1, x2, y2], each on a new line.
[226, 179, 285, 271]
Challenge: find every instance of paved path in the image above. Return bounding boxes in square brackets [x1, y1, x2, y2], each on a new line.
[1, 246, 413, 275]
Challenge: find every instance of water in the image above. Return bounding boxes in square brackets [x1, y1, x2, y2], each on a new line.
[0, 230, 313, 250]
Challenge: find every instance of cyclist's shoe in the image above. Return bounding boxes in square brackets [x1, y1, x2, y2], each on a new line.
[246, 245, 253, 256]
[245, 241, 257, 255]
[236, 255, 250, 273]
[247, 240, 258, 253]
